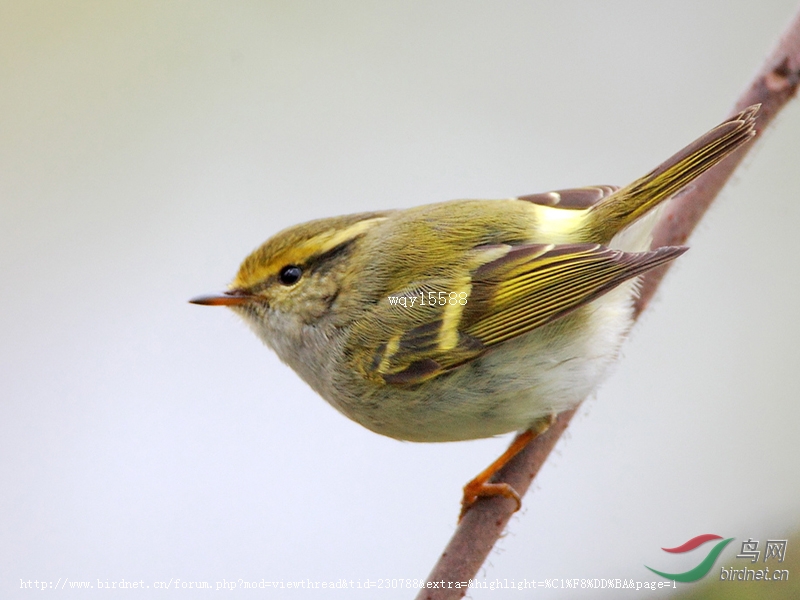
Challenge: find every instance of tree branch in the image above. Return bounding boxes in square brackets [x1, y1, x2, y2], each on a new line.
[417, 7, 800, 599]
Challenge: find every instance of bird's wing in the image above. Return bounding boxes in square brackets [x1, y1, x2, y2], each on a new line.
[354, 242, 685, 386]
[460, 243, 684, 346]
[517, 185, 619, 209]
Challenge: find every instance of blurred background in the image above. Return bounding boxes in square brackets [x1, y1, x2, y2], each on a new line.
[2, 1, 799, 598]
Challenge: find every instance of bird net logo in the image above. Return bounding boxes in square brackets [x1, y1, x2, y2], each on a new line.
[645, 534, 789, 583]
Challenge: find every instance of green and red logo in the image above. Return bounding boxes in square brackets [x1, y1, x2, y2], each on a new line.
[646, 534, 734, 582]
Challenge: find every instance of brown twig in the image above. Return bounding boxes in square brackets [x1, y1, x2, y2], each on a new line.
[417, 7, 800, 599]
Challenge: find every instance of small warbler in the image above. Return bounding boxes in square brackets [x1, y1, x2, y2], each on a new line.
[192, 106, 758, 517]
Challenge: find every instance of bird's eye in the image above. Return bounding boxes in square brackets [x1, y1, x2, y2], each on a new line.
[278, 265, 303, 286]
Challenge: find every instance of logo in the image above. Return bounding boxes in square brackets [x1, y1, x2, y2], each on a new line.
[645, 534, 734, 582]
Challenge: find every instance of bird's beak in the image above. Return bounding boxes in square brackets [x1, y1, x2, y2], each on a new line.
[189, 290, 255, 306]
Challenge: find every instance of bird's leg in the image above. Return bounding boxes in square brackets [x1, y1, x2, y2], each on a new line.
[459, 414, 556, 522]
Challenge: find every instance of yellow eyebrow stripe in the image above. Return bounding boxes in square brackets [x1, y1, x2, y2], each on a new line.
[234, 217, 387, 288]
[300, 217, 387, 255]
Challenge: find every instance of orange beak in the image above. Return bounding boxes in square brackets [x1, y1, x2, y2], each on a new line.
[189, 291, 255, 306]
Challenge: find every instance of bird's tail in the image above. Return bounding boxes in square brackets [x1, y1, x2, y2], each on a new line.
[585, 105, 759, 243]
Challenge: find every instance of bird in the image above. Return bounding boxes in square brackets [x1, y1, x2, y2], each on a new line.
[191, 105, 758, 518]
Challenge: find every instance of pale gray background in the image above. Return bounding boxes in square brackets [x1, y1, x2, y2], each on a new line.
[2, 1, 799, 598]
